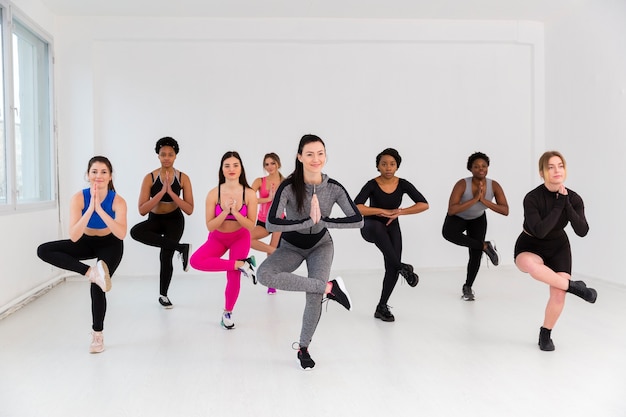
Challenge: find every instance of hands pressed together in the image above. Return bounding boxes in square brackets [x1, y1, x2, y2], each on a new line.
[310, 194, 321, 224]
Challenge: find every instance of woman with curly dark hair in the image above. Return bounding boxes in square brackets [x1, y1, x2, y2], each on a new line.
[442, 152, 509, 301]
[130, 137, 194, 309]
[354, 148, 428, 322]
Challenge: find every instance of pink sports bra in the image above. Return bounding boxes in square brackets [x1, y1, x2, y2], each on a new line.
[215, 185, 248, 220]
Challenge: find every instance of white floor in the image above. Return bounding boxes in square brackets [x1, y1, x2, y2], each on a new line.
[0, 266, 624, 417]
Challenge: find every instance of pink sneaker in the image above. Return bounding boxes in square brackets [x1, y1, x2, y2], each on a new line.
[89, 260, 111, 292]
[267, 287, 277, 295]
[89, 331, 104, 354]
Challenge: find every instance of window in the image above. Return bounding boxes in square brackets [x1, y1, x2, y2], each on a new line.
[0, 6, 54, 209]
[0, 10, 6, 204]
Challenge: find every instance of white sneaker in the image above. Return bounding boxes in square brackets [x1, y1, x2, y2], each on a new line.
[89, 331, 104, 354]
[90, 260, 111, 292]
[237, 256, 257, 284]
[221, 311, 235, 330]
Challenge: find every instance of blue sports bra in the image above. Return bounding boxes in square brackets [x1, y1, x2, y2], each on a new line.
[82, 189, 116, 229]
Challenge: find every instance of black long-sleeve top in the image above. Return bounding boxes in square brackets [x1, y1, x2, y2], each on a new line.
[354, 178, 427, 223]
[522, 184, 589, 239]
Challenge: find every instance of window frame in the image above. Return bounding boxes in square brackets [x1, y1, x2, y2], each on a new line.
[0, 2, 56, 214]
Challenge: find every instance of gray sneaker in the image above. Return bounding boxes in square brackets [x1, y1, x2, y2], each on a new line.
[462, 284, 475, 301]
[484, 241, 499, 266]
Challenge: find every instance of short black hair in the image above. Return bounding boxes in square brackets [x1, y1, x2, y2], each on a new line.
[466, 152, 490, 171]
[155, 136, 180, 154]
[376, 148, 402, 168]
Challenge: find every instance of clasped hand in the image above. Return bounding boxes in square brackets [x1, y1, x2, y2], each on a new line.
[310, 194, 321, 224]
[380, 208, 400, 226]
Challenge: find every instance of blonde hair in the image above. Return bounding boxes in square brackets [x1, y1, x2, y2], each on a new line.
[538, 151, 567, 180]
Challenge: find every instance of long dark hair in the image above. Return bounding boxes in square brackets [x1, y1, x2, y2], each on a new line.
[288, 134, 325, 211]
[87, 156, 115, 191]
[218, 151, 250, 188]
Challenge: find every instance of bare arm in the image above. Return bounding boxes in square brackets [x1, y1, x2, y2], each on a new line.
[480, 180, 509, 216]
[137, 172, 164, 216]
[447, 179, 478, 216]
[96, 194, 128, 240]
[167, 172, 194, 215]
[228, 188, 258, 231]
[68, 190, 92, 242]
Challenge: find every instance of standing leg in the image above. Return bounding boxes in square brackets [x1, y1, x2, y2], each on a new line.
[90, 235, 124, 332]
[158, 212, 185, 299]
[464, 214, 487, 288]
[299, 234, 334, 348]
[224, 228, 251, 312]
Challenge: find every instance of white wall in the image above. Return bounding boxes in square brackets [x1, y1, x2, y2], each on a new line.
[52, 18, 542, 279]
[5, 4, 623, 311]
[544, 0, 626, 283]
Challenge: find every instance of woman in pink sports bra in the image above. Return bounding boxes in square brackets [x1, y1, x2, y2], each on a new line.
[250, 152, 285, 294]
[189, 151, 258, 330]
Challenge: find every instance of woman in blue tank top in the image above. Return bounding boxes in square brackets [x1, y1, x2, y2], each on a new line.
[442, 152, 509, 301]
[37, 156, 127, 354]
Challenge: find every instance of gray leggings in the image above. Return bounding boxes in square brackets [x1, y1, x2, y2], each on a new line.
[257, 232, 334, 347]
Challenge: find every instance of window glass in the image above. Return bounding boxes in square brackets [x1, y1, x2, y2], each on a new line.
[12, 19, 52, 203]
[0, 11, 6, 204]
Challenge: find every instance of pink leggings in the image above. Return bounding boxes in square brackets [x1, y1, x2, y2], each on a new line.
[190, 228, 251, 311]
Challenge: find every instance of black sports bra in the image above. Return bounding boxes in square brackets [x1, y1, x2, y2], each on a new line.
[150, 171, 182, 203]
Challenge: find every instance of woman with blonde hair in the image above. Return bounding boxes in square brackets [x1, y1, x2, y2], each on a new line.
[250, 152, 285, 294]
[514, 151, 597, 351]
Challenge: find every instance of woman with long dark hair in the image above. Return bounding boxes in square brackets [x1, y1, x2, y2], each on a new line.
[37, 156, 127, 353]
[189, 151, 257, 330]
[257, 134, 363, 370]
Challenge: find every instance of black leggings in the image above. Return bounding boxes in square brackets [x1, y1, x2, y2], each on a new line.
[442, 213, 487, 287]
[130, 209, 185, 296]
[37, 234, 124, 331]
[360, 218, 403, 306]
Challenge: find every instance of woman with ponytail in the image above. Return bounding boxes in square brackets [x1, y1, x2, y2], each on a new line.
[37, 156, 127, 354]
[257, 134, 363, 370]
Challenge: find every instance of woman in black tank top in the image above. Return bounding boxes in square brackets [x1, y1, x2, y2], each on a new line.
[130, 137, 195, 309]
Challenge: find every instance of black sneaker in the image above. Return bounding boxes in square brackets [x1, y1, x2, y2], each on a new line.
[326, 277, 352, 311]
[159, 295, 173, 309]
[374, 304, 395, 322]
[461, 285, 475, 301]
[484, 241, 499, 266]
[538, 327, 555, 351]
[297, 346, 315, 370]
[179, 244, 191, 272]
[399, 264, 419, 287]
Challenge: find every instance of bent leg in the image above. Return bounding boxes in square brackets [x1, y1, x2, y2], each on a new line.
[37, 239, 93, 276]
[515, 252, 569, 291]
